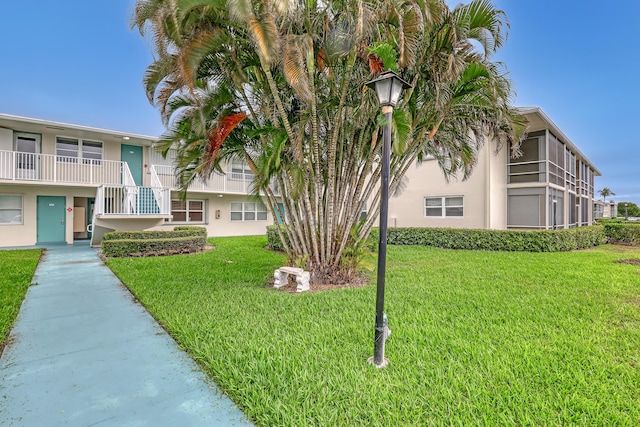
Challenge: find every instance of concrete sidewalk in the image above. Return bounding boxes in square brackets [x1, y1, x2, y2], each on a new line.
[0, 242, 253, 426]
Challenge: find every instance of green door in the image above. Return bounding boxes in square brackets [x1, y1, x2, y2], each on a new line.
[275, 203, 286, 224]
[37, 196, 66, 243]
[121, 144, 143, 185]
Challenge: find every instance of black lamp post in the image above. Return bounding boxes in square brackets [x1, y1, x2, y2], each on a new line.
[366, 70, 411, 368]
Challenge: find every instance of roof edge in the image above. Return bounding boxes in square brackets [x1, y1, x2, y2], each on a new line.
[0, 113, 160, 142]
[515, 106, 601, 176]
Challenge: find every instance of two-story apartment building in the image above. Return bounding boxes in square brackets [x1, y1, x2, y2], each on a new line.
[0, 114, 276, 248]
[388, 107, 600, 230]
[1, 107, 600, 248]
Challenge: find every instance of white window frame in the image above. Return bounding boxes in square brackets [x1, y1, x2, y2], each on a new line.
[229, 159, 253, 181]
[55, 136, 103, 164]
[359, 203, 368, 221]
[167, 199, 206, 223]
[230, 202, 268, 221]
[0, 194, 23, 225]
[14, 132, 40, 170]
[425, 196, 464, 218]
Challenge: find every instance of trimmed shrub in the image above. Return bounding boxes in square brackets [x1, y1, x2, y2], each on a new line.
[384, 226, 605, 252]
[595, 217, 627, 224]
[268, 225, 606, 254]
[102, 229, 205, 241]
[102, 236, 206, 257]
[173, 226, 208, 237]
[266, 225, 289, 252]
[603, 223, 640, 244]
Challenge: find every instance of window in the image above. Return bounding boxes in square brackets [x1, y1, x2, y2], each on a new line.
[424, 196, 463, 218]
[82, 140, 103, 164]
[580, 197, 589, 226]
[548, 133, 565, 187]
[359, 203, 368, 221]
[15, 133, 38, 170]
[569, 193, 577, 228]
[0, 195, 23, 224]
[549, 188, 564, 229]
[56, 137, 103, 164]
[169, 199, 205, 223]
[230, 159, 253, 181]
[507, 187, 545, 229]
[507, 131, 546, 184]
[231, 202, 268, 221]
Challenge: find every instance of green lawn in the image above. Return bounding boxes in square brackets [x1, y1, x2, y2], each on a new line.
[0, 249, 42, 350]
[107, 236, 640, 426]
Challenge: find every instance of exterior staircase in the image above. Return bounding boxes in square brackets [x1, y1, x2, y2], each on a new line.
[89, 164, 171, 247]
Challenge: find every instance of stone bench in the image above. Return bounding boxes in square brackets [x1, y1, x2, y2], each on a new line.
[274, 266, 310, 292]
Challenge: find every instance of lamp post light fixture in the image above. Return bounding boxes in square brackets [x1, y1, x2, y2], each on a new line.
[366, 70, 412, 368]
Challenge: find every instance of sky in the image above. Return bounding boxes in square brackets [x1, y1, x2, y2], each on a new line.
[0, 0, 638, 204]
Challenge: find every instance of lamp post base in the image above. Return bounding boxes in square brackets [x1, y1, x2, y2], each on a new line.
[367, 356, 389, 369]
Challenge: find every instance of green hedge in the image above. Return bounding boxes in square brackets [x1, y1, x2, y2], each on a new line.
[384, 226, 605, 252]
[172, 226, 208, 237]
[267, 225, 612, 253]
[266, 225, 289, 251]
[102, 228, 206, 241]
[102, 236, 207, 257]
[595, 217, 627, 224]
[603, 223, 640, 244]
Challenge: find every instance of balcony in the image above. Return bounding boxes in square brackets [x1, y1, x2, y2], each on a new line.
[0, 150, 125, 186]
[95, 185, 171, 217]
[89, 184, 172, 247]
[151, 164, 258, 194]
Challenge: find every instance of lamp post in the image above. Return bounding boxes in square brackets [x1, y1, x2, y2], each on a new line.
[625, 202, 629, 220]
[366, 70, 411, 368]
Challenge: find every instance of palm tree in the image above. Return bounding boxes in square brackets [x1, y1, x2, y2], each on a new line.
[132, 0, 526, 284]
[598, 187, 615, 203]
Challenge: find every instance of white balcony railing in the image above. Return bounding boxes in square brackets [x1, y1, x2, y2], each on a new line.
[150, 165, 171, 215]
[95, 185, 171, 216]
[151, 164, 255, 194]
[0, 150, 125, 185]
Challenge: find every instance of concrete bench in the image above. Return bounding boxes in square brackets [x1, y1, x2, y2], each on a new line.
[274, 266, 310, 292]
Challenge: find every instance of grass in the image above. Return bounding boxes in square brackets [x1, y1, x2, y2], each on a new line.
[0, 249, 42, 351]
[106, 237, 640, 426]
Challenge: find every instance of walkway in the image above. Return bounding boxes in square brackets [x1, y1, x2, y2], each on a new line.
[0, 242, 253, 426]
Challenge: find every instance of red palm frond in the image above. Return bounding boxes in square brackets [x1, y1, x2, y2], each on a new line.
[317, 49, 327, 72]
[368, 54, 384, 74]
[203, 113, 247, 173]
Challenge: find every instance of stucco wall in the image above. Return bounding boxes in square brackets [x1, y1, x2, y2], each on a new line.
[148, 193, 276, 237]
[388, 143, 508, 230]
[0, 184, 95, 247]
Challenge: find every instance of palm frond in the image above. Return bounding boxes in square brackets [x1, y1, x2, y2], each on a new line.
[248, 15, 280, 65]
[177, 28, 226, 87]
[282, 35, 314, 102]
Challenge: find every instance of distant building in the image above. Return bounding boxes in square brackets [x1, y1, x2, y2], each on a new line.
[593, 200, 617, 219]
[389, 107, 601, 230]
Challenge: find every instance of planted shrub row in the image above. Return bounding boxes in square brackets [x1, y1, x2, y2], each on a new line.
[102, 236, 207, 257]
[603, 222, 640, 244]
[380, 226, 605, 252]
[101, 226, 208, 257]
[102, 227, 206, 241]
